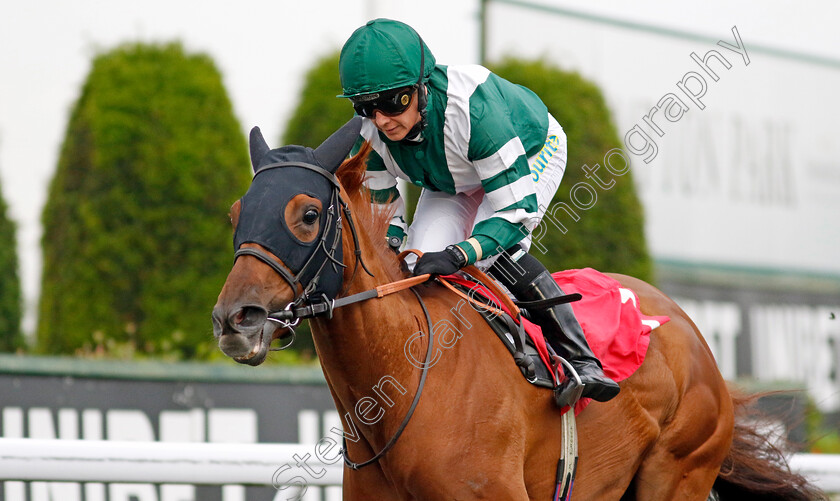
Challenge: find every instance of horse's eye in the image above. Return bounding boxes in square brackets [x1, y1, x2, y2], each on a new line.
[302, 209, 319, 225]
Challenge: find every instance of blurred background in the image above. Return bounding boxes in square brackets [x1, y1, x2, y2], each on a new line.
[0, 0, 838, 498]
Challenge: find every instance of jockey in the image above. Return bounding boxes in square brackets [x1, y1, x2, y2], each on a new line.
[338, 19, 619, 403]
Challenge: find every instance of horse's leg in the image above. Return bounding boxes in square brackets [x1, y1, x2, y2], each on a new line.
[630, 391, 733, 499]
[626, 315, 735, 500]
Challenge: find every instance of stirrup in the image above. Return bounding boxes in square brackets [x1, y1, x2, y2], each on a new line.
[552, 356, 584, 408]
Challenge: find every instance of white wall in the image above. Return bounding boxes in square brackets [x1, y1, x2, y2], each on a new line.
[485, 3, 840, 276]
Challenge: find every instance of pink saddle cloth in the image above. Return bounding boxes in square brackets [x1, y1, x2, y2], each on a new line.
[445, 268, 670, 414]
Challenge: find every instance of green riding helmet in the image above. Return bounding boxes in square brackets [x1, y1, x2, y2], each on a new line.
[338, 18, 436, 99]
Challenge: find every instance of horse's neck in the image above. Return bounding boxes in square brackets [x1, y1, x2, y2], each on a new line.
[309, 212, 423, 412]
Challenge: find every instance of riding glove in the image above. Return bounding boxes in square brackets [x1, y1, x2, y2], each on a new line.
[413, 245, 467, 276]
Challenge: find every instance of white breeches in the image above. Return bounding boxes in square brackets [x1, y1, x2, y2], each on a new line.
[405, 116, 567, 269]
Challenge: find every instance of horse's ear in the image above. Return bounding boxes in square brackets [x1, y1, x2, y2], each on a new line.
[314, 117, 363, 174]
[249, 126, 270, 173]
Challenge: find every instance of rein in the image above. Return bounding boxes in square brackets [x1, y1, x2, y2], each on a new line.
[236, 159, 578, 470]
[342, 286, 434, 470]
[266, 251, 580, 325]
[253, 245, 435, 469]
[255, 244, 581, 470]
[235, 158, 437, 469]
[267, 273, 431, 322]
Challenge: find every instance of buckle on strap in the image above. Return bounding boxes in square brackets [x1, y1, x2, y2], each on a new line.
[300, 294, 336, 319]
[267, 302, 301, 329]
[267, 295, 336, 324]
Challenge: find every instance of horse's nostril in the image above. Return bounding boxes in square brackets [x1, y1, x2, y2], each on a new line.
[229, 305, 268, 330]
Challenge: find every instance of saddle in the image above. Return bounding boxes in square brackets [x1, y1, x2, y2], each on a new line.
[440, 266, 670, 416]
[443, 277, 559, 388]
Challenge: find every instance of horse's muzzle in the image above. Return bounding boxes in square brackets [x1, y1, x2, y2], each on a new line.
[211, 304, 272, 365]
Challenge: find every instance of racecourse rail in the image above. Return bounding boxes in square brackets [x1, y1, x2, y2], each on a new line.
[0, 438, 837, 493]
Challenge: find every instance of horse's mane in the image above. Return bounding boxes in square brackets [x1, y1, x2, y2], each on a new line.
[336, 142, 405, 282]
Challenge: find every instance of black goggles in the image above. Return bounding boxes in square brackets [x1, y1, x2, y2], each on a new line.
[351, 86, 416, 118]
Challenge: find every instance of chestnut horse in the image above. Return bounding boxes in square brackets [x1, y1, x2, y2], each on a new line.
[213, 118, 824, 500]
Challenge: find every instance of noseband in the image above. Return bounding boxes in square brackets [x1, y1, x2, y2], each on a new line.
[231, 160, 436, 471]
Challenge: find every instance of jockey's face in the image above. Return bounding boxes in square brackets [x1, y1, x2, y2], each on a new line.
[370, 90, 420, 141]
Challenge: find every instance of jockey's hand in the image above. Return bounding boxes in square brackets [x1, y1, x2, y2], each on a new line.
[413, 245, 467, 277]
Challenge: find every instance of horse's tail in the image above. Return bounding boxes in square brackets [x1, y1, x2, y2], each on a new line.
[713, 392, 828, 501]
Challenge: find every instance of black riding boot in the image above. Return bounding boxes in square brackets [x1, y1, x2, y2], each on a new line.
[488, 248, 620, 404]
[520, 270, 620, 403]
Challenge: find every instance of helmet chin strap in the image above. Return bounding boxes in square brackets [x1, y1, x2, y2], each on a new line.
[400, 85, 426, 144]
[400, 34, 428, 145]
[400, 128, 423, 145]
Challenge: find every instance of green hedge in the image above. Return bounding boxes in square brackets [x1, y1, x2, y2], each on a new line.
[0, 180, 23, 351]
[38, 42, 251, 358]
[282, 52, 355, 147]
[489, 59, 652, 281]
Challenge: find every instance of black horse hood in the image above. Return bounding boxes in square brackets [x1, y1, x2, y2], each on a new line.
[233, 117, 362, 299]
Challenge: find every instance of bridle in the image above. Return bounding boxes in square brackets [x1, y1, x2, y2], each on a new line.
[230, 157, 584, 471]
[231, 158, 434, 470]
[233, 160, 373, 331]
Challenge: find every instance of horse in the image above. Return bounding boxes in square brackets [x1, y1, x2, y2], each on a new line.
[212, 117, 825, 500]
